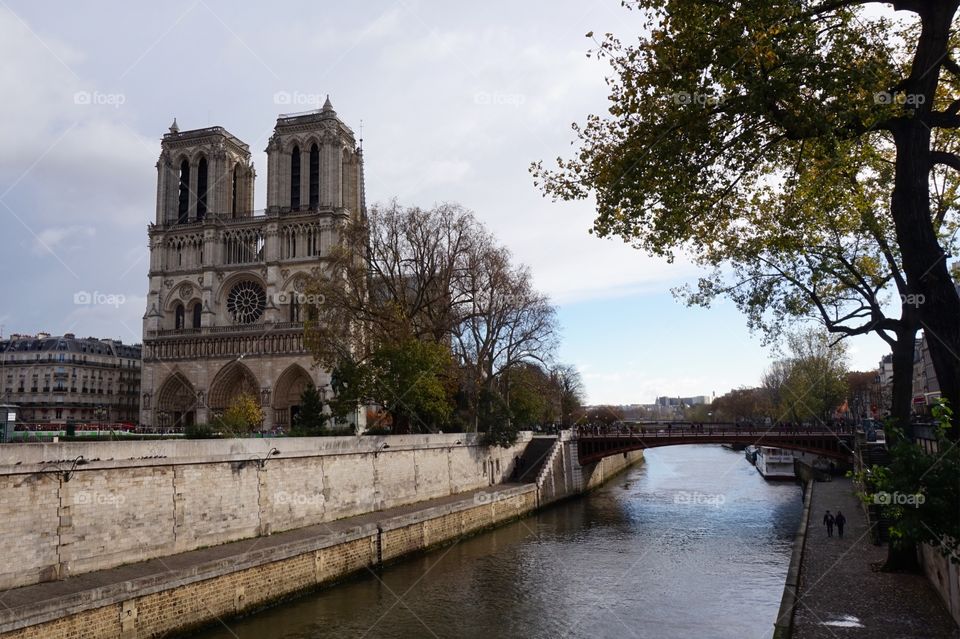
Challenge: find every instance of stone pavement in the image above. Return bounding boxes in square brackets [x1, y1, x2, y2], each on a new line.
[792, 478, 959, 639]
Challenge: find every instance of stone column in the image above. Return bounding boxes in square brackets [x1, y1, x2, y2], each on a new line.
[331, 144, 343, 209]
[155, 159, 166, 224]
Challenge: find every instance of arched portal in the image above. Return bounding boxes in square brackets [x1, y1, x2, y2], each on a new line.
[273, 364, 314, 428]
[208, 361, 260, 414]
[156, 372, 196, 430]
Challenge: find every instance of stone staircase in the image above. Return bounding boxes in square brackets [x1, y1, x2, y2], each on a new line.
[512, 436, 557, 483]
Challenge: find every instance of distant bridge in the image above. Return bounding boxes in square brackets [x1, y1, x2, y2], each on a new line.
[575, 425, 855, 466]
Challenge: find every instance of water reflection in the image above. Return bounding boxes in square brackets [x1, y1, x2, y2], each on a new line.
[193, 445, 801, 639]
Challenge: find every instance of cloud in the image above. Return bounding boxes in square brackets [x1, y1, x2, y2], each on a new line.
[31, 225, 95, 256]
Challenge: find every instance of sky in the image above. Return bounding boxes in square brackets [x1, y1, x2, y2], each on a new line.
[0, 0, 890, 405]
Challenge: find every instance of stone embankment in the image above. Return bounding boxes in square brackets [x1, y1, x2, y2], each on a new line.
[0, 433, 642, 638]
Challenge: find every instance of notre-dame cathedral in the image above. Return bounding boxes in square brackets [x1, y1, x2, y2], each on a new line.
[140, 97, 365, 431]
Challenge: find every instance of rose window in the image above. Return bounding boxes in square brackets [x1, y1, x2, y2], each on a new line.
[226, 281, 266, 324]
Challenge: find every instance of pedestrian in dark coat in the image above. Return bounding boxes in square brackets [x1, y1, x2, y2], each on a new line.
[834, 511, 846, 538]
[823, 510, 835, 537]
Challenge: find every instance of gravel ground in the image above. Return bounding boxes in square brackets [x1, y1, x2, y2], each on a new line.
[792, 478, 959, 639]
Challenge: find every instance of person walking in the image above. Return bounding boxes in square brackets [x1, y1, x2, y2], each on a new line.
[834, 511, 846, 538]
[823, 510, 835, 537]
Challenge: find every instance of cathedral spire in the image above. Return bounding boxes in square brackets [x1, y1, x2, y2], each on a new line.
[322, 95, 334, 113]
[169, 118, 179, 134]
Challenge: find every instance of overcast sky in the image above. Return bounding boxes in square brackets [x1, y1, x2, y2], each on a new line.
[0, 0, 889, 404]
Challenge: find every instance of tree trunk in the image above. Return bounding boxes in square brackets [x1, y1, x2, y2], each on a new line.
[884, 540, 921, 573]
[891, 2, 960, 438]
[889, 319, 918, 440]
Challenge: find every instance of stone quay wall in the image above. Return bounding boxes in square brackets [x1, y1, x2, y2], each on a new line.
[0, 433, 530, 591]
[0, 485, 540, 639]
[536, 431, 644, 505]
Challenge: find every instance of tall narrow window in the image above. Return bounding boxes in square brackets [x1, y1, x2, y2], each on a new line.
[196, 157, 208, 220]
[290, 296, 300, 322]
[231, 163, 239, 217]
[177, 160, 190, 224]
[192, 303, 202, 329]
[174, 304, 185, 330]
[290, 146, 301, 211]
[309, 144, 319, 209]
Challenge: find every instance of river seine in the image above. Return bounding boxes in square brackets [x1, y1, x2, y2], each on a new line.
[194, 444, 802, 639]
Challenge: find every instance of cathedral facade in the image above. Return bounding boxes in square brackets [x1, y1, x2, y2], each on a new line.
[140, 98, 365, 431]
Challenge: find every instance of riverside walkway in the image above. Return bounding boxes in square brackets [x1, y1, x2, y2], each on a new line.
[792, 478, 958, 638]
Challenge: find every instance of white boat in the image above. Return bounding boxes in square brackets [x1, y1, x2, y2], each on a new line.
[755, 446, 796, 480]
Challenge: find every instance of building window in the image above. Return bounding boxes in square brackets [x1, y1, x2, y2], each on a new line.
[175, 304, 185, 330]
[192, 303, 202, 329]
[290, 146, 301, 210]
[196, 157, 208, 220]
[177, 159, 190, 223]
[309, 144, 319, 209]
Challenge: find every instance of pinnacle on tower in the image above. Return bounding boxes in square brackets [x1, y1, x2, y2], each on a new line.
[169, 118, 179, 134]
[322, 95, 334, 112]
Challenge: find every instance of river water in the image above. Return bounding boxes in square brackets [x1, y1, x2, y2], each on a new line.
[194, 445, 802, 639]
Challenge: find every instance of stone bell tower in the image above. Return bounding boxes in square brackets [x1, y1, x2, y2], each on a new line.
[140, 98, 366, 432]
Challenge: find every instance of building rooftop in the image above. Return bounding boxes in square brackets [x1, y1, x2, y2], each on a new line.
[0, 333, 141, 357]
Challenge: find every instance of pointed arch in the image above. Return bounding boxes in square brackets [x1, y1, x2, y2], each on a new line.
[177, 158, 190, 223]
[290, 145, 301, 211]
[273, 364, 315, 428]
[156, 372, 196, 429]
[196, 156, 208, 220]
[174, 303, 185, 330]
[309, 143, 319, 209]
[208, 360, 260, 412]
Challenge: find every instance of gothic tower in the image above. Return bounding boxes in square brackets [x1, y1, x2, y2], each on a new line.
[140, 99, 365, 430]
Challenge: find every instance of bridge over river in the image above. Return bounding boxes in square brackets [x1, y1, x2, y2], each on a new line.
[575, 423, 856, 465]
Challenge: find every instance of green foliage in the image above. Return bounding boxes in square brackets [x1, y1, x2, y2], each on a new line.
[853, 399, 960, 561]
[329, 339, 455, 434]
[290, 385, 327, 436]
[764, 328, 848, 423]
[214, 392, 263, 436]
[184, 422, 220, 439]
[478, 387, 518, 447]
